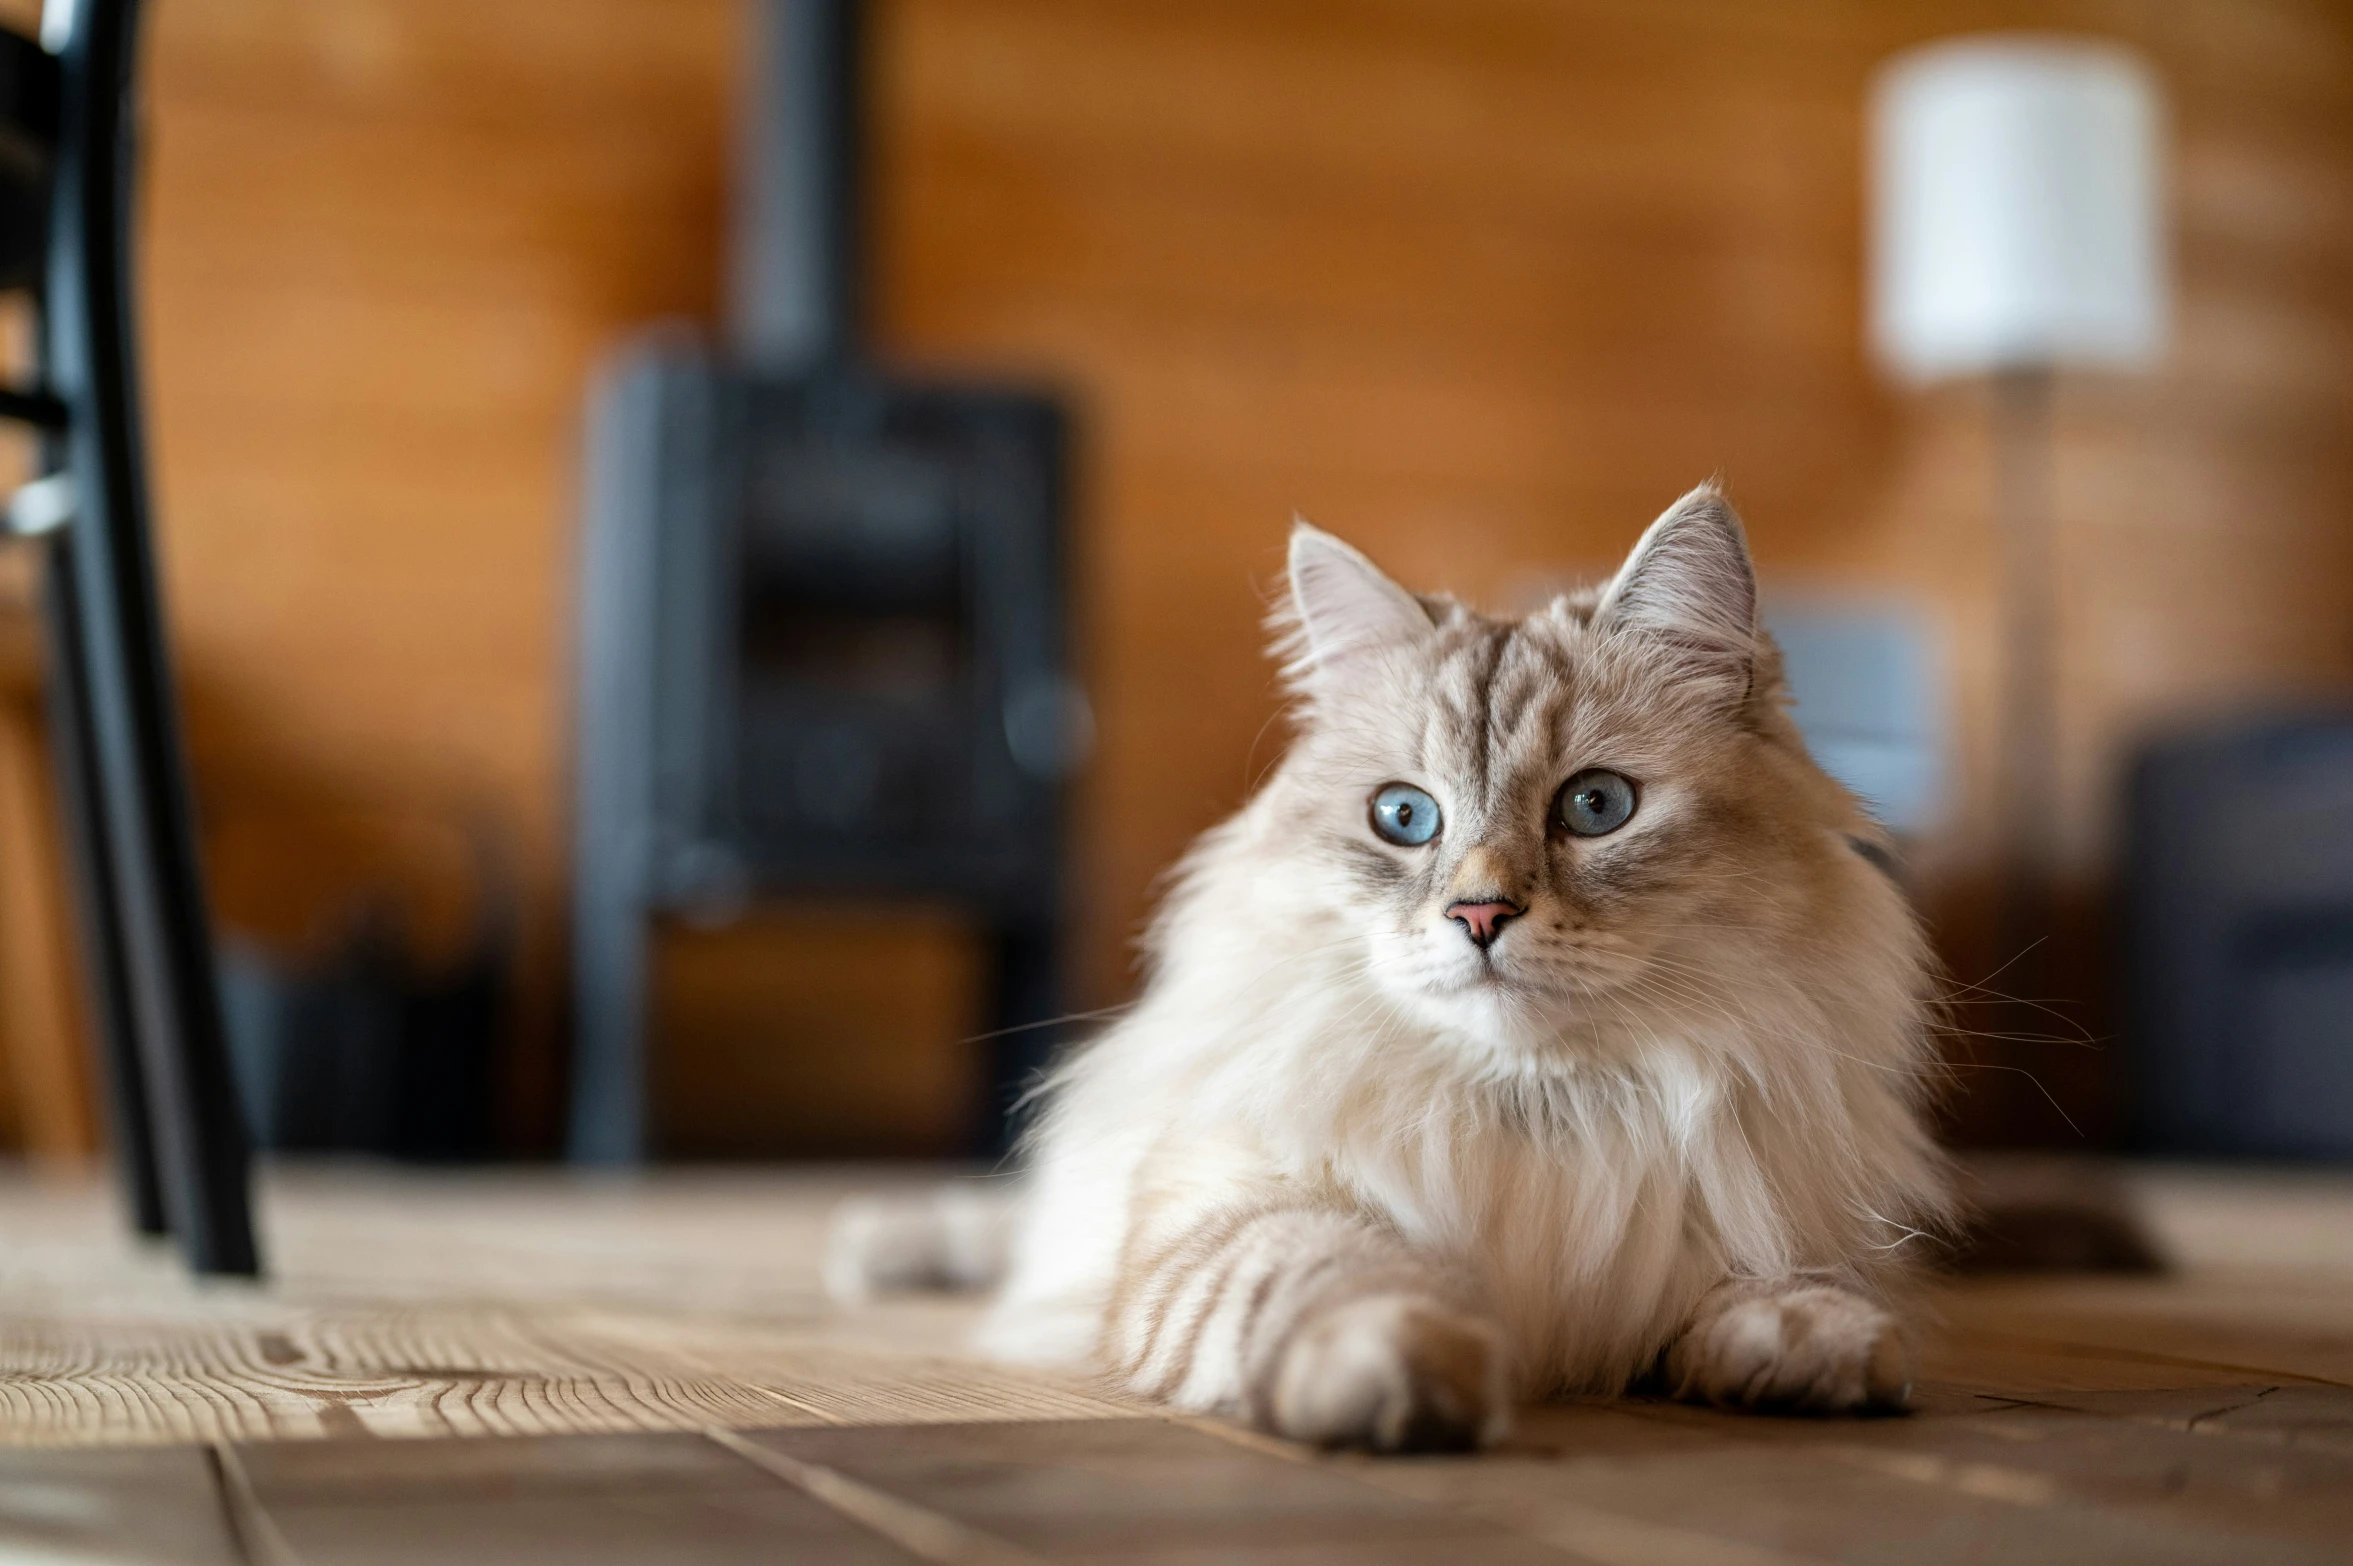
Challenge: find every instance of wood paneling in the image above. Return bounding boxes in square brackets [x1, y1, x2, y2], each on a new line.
[650, 909, 985, 1158]
[74, 0, 2353, 1149]
[0, 537, 98, 1162]
[864, 0, 2353, 1143]
[134, 0, 739, 1147]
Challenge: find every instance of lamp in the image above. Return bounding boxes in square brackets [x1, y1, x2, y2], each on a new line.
[1872, 38, 2165, 383]
[1868, 37, 2167, 1045]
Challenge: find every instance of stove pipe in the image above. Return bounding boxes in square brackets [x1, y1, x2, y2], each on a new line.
[729, 0, 863, 366]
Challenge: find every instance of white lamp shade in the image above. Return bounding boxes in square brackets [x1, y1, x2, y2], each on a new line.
[1870, 36, 2167, 384]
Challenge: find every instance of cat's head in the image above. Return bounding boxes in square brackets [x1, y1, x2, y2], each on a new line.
[1264, 485, 1881, 1061]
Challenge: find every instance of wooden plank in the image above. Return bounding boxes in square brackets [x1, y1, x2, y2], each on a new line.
[0, 1444, 243, 1564]
[736, 1349, 1138, 1429]
[225, 1430, 924, 1566]
[0, 1301, 1137, 1447]
[1934, 1283, 2353, 1389]
[0, 1168, 1141, 1448]
[0, 1167, 1135, 1450]
[1807, 1405, 2353, 1554]
[737, 1418, 1585, 1564]
[0, 1305, 824, 1446]
[1437, 1393, 2353, 1562]
[1995, 1383, 2353, 1457]
[2140, 1382, 2353, 1449]
[1914, 1335, 2309, 1402]
[708, 1427, 1053, 1566]
[1356, 1421, 2341, 1566]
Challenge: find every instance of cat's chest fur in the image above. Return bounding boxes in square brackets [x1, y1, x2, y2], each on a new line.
[1288, 1045, 1748, 1395]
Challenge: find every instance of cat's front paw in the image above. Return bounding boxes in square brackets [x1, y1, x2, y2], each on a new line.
[1667, 1282, 1911, 1414]
[1264, 1293, 1510, 1452]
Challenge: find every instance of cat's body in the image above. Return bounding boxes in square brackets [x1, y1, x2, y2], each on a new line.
[834, 488, 1953, 1450]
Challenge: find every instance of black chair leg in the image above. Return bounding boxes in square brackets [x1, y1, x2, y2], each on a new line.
[42, 0, 257, 1276]
[39, 542, 163, 1235]
[45, 452, 258, 1274]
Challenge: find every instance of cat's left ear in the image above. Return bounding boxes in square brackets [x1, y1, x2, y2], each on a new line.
[1596, 484, 1758, 695]
[1282, 521, 1433, 679]
[1590, 479, 1760, 691]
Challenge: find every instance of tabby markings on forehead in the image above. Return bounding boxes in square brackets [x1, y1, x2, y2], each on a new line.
[1419, 620, 1584, 811]
[1484, 625, 1568, 760]
[1431, 624, 1512, 799]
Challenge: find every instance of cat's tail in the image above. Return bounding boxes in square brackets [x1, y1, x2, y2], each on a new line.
[822, 1182, 1021, 1305]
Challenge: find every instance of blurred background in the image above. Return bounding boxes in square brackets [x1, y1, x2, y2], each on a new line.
[0, 0, 2347, 1170]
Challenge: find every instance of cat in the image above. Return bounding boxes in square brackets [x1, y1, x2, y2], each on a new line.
[829, 485, 1954, 1452]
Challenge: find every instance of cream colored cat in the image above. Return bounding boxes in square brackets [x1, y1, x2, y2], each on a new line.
[830, 486, 1953, 1451]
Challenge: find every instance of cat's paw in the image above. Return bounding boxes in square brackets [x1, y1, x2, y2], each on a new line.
[1667, 1283, 1911, 1414]
[1264, 1293, 1510, 1452]
[822, 1186, 1014, 1304]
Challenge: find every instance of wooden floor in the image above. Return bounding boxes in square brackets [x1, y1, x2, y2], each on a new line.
[2, 1164, 2350, 1563]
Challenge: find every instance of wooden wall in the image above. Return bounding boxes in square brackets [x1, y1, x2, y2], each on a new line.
[8, 0, 2347, 1153]
[869, 0, 2353, 1143]
[137, 0, 740, 1147]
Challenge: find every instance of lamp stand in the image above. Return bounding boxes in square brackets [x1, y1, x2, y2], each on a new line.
[1991, 366, 2059, 1110]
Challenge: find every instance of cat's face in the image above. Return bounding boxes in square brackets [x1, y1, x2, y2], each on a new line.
[1271, 489, 1855, 1059]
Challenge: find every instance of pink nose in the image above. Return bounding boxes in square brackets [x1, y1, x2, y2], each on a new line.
[1444, 899, 1523, 950]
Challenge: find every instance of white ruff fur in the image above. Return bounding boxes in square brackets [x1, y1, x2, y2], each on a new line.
[847, 486, 1954, 1447]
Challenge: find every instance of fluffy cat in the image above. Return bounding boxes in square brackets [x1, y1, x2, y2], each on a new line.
[831, 485, 1954, 1451]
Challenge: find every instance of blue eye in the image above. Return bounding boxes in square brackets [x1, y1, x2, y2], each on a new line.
[1557, 769, 1637, 836]
[1370, 783, 1442, 846]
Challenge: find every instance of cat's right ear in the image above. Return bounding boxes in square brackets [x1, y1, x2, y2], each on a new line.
[1280, 522, 1433, 682]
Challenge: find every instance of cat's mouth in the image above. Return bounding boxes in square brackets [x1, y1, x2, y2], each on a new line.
[1423, 944, 1648, 1010]
[1450, 962, 1510, 993]
[1370, 923, 1653, 1026]
[1428, 952, 1570, 1005]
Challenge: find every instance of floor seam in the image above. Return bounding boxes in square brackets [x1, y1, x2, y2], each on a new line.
[208, 1441, 301, 1566]
[702, 1424, 1050, 1566]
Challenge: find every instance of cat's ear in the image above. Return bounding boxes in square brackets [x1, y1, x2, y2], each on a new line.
[1596, 485, 1758, 694]
[1282, 521, 1433, 678]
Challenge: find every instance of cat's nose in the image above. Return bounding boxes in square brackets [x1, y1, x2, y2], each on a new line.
[1444, 898, 1523, 950]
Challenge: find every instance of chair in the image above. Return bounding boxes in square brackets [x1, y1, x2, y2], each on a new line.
[0, 0, 258, 1274]
[2126, 716, 2353, 1159]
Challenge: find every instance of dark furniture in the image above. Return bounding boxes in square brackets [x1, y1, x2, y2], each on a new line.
[568, 351, 1076, 1163]
[2127, 715, 2353, 1159]
[0, 1, 258, 1273]
[567, 0, 1080, 1162]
